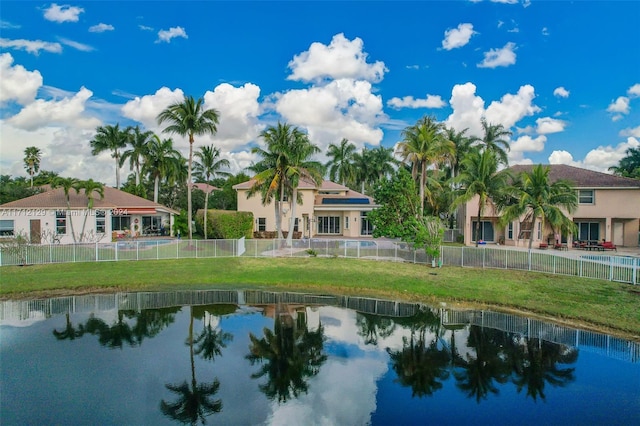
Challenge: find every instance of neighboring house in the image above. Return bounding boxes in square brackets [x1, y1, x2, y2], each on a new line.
[233, 179, 379, 238]
[0, 186, 179, 244]
[459, 164, 640, 247]
[192, 183, 220, 193]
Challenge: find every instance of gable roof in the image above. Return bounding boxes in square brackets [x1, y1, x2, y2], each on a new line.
[192, 183, 220, 193]
[508, 164, 640, 189]
[0, 186, 179, 214]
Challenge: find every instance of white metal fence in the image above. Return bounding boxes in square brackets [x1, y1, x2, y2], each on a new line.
[1, 238, 638, 285]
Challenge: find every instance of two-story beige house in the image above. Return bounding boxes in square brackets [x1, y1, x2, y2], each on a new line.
[459, 164, 640, 247]
[233, 179, 379, 238]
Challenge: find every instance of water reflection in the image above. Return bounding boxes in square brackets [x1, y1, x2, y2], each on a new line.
[1, 290, 638, 425]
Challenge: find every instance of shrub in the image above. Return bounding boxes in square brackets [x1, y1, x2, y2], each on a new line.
[196, 209, 253, 239]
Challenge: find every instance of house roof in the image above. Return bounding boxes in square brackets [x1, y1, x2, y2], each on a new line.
[508, 164, 640, 189]
[232, 178, 351, 191]
[192, 183, 220, 193]
[0, 186, 179, 214]
[314, 188, 375, 206]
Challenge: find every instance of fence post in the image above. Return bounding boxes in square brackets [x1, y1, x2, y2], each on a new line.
[73, 243, 76, 263]
[115, 241, 118, 262]
[528, 250, 531, 271]
[49, 244, 52, 264]
[633, 260, 637, 285]
[95, 243, 98, 262]
[609, 256, 613, 281]
[136, 241, 139, 261]
[461, 247, 464, 267]
[195, 240, 198, 258]
[482, 247, 485, 269]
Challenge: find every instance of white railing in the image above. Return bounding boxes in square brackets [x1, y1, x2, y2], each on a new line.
[1, 238, 638, 285]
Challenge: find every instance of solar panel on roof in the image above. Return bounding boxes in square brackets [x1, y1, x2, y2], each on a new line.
[321, 198, 370, 205]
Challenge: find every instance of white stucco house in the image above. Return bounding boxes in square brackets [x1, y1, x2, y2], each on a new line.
[0, 186, 179, 244]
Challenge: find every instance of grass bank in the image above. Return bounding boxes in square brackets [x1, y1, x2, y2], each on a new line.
[1, 257, 638, 339]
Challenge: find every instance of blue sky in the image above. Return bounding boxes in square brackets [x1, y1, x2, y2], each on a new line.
[1, 1, 639, 186]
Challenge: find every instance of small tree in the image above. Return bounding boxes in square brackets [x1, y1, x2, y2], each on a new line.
[0, 231, 30, 266]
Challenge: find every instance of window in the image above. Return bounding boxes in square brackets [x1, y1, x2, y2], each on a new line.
[578, 190, 594, 204]
[345, 216, 349, 230]
[111, 216, 131, 231]
[576, 221, 600, 241]
[56, 211, 66, 234]
[537, 222, 542, 240]
[257, 218, 266, 232]
[471, 221, 495, 242]
[95, 210, 106, 233]
[0, 220, 14, 237]
[360, 211, 374, 236]
[507, 222, 513, 239]
[317, 216, 341, 234]
[293, 218, 299, 232]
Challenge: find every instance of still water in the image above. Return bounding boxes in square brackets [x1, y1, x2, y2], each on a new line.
[1, 290, 639, 425]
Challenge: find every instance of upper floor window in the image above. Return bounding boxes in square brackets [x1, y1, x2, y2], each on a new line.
[578, 189, 594, 204]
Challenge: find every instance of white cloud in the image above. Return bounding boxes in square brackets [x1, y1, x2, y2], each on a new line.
[0, 53, 43, 106]
[156, 26, 188, 43]
[7, 86, 101, 131]
[58, 37, 94, 52]
[0, 20, 20, 29]
[0, 38, 62, 55]
[491, 0, 519, 3]
[121, 86, 185, 130]
[387, 94, 446, 109]
[553, 87, 570, 98]
[541, 27, 550, 36]
[549, 150, 580, 167]
[445, 82, 486, 136]
[511, 134, 547, 153]
[203, 83, 265, 152]
[287, 33, 387, 83]
[477, 42, 517, 68]
[275, 78, 385, 152]
[549, 137, 640, 173]
[441, 23, 476, 50]
[89, 23, 114, 33]
[43, 3, 84, 23]
[620, 126, 640, 138]
[485, 84, 540, 129]
[139, 25, 153, 31]
[627, 83, 640, 98]
[607, 96, 629, 114]
[536, 117, 566, 134]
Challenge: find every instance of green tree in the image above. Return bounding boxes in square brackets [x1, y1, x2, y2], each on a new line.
[0, 175, 42, 204]
[52, 176, 81, 243]
[500, 165, 578, 250]
[194, 145, 230, 240]
[356, 313, 396, 346]
[90, 124, 129, 188]
[325, 138, 356, 186]
[609, 146, 640, 179]
[23, 146, 42, 188]
[397, 116, 453, 216]
[207, 173, 250, 210]
[157, 95, 220, 240]
[479, 119, 512, 166]
[143, 135, 184, 203]
[453, 150, 510, 247]
[52, 312, 85, 341]
[121, 126, 153, 194]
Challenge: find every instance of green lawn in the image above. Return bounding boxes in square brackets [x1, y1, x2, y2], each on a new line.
[1, 257, 638, 339]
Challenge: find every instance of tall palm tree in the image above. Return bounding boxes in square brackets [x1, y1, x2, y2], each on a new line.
[352, 148, 373, 194]
[77, 179, 105, 242]
[143, 135, 183, 203]
[52, 176, 81, 243]
[397, 116, 453, 216]
[479, 118, 512, 166]
[194, 145, 230, 240]
[453, 150, 510, 247]
[369, 146, 398, 182]
[325, 138, 356, 186]
[500, 164, 578, 250]
[23, 146, 42, 188]
[90, 124, 129, 188]
[121, 126, 153, 188]
[157, 95, 220, 240]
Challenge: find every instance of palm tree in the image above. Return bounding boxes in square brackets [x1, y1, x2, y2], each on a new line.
[500, 164, 578, 250]
[478, 119, 512, 166]
[52, 312, 85, 341]
[352, 148, 374, 194]
[23, 146, 42, 188]
[90, 124, 129, 188]
[121, 126, 153, 188]
[368, 146, 398, 182]
[143, 135, 183, 203]
[397, 116, 453, 216]
[453, 150, 510, 247]
[76, 179, 105, 242]
[194, 145, 230, 240]
[157, 95, 220, 240]
[609, 146, 640, 179]
[52, 176, 81, 243]
[325, 138, 356, 186]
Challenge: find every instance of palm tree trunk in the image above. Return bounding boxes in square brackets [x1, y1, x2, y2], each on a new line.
[528, 216, 536, 250]
[67, 200, 77, 244]
[419, 162, 426, 217]
[277, 183, 284, 240]
[286, 187, 298, 247]
[187, 138, 194, 241]
[154, 175, 160, 203]
[135, 162, 141, 187]
[115, 153, 121, 189]
[203, 190, 209, 240]
[475, 200, 483, 248]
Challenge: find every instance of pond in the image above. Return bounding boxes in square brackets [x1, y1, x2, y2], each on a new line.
[1, 290, 639, 425]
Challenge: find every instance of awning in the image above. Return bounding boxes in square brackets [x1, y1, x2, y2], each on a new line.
[118, 208, 157, 215]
